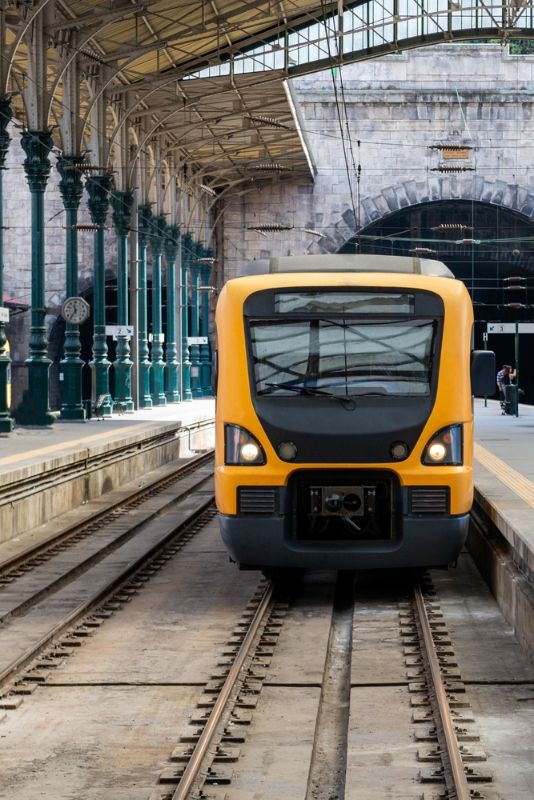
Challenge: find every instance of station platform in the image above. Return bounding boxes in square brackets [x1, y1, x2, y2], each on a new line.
[473, 398, 534, 579]
[0, 399, 215, 474]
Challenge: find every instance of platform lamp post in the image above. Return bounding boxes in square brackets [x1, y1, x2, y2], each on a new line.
[137, 203, 152, 408]
[149, 214, 167, 405]
[111, 190, 134, 411]
[189, 241, 203, 399]
[57, 155, 86, 420]
[86, 173, 113, 417]
[14, 130, 56, 426]
[180, 231, 193, 401]
[199, 248, 215, 396]
[164, 224, 180, 403]
[0, 98, 13, 433]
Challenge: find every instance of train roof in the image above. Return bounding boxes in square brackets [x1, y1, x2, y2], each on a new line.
[240, 254, 454, 278]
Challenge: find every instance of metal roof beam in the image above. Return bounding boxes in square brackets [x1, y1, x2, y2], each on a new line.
[46, 2, 149, 34]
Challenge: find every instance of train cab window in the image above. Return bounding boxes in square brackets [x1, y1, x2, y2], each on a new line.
[249, 317, 437, 399]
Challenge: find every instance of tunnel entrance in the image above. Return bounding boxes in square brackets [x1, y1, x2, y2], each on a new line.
[339, 200, 534, 404]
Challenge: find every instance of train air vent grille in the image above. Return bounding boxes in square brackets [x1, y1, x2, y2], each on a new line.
[409, 487, 450, 515]
[238, 487, 278, 515]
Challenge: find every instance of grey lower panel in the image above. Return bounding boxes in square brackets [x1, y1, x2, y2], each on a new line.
[219, 513, 469, 570]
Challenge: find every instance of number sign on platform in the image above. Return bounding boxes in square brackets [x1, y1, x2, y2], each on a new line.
[487, 322, 534, 334]
[0, 308, 9, 323]
[105, 325, 134, 337]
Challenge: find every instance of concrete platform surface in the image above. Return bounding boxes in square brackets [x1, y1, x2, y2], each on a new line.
[0, 399, 215, 476]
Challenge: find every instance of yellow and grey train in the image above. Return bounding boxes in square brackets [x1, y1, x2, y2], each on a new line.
[214, 254, 495, 570]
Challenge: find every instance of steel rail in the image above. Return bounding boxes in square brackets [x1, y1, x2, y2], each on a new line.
[413, 585, 471, 800]
[172, 581, 275, 800]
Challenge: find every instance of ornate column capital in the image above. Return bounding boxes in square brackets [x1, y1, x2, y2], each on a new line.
[111, 189, 134, 236]
[0, 98, 13, 169]
[138, 203, 153, 248]
[86, 173, 112, 226]
[149, 213, 167, 257]
[21, 130, 53, 193]
[57, 155, 85, 211]
[163, 224, 180, 264]
[181, 231, 193, 264]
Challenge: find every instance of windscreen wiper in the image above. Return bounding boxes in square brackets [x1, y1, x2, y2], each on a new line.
[259, 382, 357, 410]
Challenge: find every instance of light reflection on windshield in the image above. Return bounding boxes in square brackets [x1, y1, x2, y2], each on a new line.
[250, 318, 435, 397]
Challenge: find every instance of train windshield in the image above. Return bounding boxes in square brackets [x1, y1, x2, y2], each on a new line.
[250, 318, 436, 397]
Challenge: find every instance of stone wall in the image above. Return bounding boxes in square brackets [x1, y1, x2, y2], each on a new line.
[221, 44, 534, 277]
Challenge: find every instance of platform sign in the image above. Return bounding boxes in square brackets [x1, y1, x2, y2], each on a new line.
[187, 336, 208, 345]
[105, 325, 134, 337]
[0, 307, 9, 323]
[487, 322, 534, 334]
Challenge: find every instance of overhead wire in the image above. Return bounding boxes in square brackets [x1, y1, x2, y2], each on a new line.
[320, 0, 359, 240]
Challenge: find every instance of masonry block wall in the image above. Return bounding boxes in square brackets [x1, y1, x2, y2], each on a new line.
[222, 44, 534, 278]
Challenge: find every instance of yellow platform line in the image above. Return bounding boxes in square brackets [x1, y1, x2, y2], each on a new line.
[474, 442, 534, 510]
[0, 420, 158, 469]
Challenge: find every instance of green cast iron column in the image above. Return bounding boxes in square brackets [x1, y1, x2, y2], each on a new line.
[180, 232, 192, 401]
[57, 155, 85, 420]
[111, 191, 134, 411]
[0, 98, 13, 432]
[137, 204, 152, 408]
[14, 130, 55, 426]
[199, 250, 213, 397]
[163, 224, 180, 403]
[149, 214, 166, 405]
[189, 241, 203, 399]
[86, 174, 112, 416]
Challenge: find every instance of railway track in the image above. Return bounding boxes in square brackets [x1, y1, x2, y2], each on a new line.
[0, 452, 215, 702]
[0, 450, 213, 579]
[151, 570, 498, 800]
[0, 510, 530, 798]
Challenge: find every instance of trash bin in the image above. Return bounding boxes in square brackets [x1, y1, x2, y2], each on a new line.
[504, 383, 518, 415]
[84, 399, 92, 420]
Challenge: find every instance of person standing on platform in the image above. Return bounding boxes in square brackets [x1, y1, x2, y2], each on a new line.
[496, 364, 515, 414]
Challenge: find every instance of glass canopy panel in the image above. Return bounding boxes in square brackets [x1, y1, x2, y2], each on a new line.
[187, 0, 534, 80]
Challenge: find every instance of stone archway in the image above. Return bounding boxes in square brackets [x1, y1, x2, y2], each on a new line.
[308, 177, 534, 256]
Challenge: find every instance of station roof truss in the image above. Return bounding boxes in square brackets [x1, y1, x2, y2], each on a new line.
[2, 0, 534, 199]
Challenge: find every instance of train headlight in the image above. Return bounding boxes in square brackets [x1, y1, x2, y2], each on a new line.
[422, 425, 463, 466]
[224, 424, 266, 466]
[241, 443, 260, 462]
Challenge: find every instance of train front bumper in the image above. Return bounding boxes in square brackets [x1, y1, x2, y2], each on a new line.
[219, 512, 469, 570]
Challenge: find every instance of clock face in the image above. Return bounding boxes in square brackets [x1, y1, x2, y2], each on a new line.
[62, 297, 90, 324]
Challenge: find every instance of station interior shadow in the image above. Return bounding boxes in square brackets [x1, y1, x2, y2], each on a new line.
[339, 199, 534, 405]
